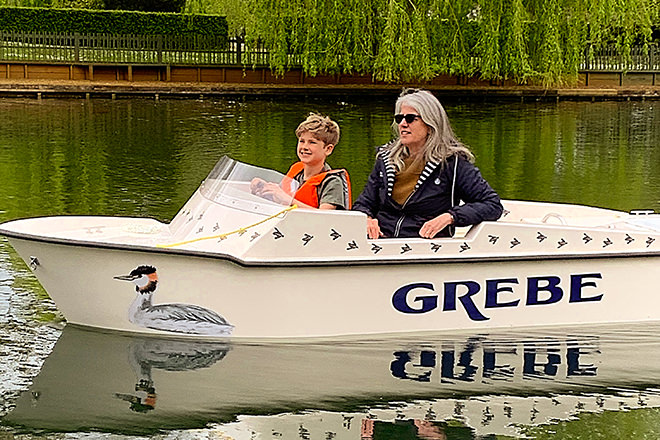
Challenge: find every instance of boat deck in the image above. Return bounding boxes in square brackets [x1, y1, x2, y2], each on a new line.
[2, 199, 658, 264]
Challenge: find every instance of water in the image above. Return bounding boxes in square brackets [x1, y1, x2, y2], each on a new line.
[0, 97, 659, 439]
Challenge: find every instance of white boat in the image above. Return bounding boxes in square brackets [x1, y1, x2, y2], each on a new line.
[0, 156, 659, 340]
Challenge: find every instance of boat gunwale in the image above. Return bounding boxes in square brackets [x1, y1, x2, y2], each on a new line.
[2, 228, 659, 267]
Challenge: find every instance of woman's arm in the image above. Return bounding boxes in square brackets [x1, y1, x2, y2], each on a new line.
[352, 160, 384, 218]
[353, 159, 386, 239]
[449, 157, 504, 226]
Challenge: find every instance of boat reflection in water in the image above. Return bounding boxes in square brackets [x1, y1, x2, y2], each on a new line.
[5, 323, 660, 438]
[114, 337, 230, 413]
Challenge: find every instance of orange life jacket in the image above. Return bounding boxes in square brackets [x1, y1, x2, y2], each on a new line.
[282, 162, 352, 209]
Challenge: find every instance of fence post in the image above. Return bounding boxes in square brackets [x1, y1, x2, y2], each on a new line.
[157, 35, 163, 64]
[584, 45, 591, 70]
[236, 36, 242, 65]
[74, 32, 80, 63]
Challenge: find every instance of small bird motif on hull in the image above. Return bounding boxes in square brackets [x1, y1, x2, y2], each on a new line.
[114, 265, 234, 336]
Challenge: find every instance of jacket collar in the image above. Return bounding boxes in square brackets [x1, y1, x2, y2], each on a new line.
[378, 148, 441, 198]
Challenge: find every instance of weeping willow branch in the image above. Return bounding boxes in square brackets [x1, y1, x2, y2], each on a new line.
[238, 0, 658, 86]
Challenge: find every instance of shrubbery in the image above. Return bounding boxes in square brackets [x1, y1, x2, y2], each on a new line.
[0, 6, 227, 36]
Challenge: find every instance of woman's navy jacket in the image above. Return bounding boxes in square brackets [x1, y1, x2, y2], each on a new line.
[353, 150, 504, 238]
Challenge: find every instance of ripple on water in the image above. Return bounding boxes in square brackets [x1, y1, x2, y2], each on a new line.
[0, 279, 10, 317]
[0, 245, 62, 421]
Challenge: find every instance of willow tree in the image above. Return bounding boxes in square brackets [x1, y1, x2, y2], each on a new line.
[239, 0, 657, 85]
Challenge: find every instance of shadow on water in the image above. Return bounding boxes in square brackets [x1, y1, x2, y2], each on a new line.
[4, 323, 660, 438]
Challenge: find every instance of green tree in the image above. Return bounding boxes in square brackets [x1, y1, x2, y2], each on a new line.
[183, 0, 253, 36]
[236, 0, 659, 85]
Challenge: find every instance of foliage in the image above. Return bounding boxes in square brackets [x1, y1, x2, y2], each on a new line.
[237, 0, 659, 85]
[1, 0, 656, 84]
[0, 0, 50, 6]
[51, 0, 105, 9]
[104, 0, 185, 13]
[183, 0, 251, 36]
[0, 6, 228, 36]
[0, 0, 182, 10]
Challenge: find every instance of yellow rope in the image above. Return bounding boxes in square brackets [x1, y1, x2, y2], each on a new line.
[157, 204, 298, 248]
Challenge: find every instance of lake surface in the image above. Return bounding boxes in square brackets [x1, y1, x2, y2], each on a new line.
[0, 96, 659, 439]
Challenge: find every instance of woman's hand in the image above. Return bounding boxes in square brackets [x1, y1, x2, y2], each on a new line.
[366, 217, 384, 239]
[419, 213, 454, 239]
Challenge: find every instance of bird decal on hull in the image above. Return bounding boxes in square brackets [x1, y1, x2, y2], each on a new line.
[114, 265, 234, 336]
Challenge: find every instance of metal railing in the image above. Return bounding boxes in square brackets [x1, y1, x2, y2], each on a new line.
[0, 31, 658, 72]
[0, 32, 259, 65]
[582, 44, 659, 71]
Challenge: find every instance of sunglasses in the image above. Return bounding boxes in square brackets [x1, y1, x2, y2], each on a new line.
[394, 113, 421, 124]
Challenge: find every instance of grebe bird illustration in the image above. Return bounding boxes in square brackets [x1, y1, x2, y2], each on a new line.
[114, 265, 234, 336]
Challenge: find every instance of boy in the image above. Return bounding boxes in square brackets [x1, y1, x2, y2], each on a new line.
[251, 113, 351, 210]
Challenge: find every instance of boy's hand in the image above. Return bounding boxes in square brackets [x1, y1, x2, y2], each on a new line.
[250, 178, 266, 194]
[259, 182, 293, 205]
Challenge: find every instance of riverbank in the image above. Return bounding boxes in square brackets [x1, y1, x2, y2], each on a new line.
[1, 79, 659, 101]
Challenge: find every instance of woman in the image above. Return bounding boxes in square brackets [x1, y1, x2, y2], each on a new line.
[353, 89, 503, 239]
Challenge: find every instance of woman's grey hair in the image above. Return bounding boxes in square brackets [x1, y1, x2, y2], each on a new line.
[385, 88, 474, 171]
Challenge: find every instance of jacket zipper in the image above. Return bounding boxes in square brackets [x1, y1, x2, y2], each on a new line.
[393, 189, 417, 237]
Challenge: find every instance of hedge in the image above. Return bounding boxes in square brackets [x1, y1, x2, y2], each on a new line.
[0, 7, 228, 37]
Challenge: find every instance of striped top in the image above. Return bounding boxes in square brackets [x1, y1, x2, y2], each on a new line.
[379, 149, 441, 200]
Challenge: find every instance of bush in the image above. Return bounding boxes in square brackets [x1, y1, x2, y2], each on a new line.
[104, 0, 184, 13]
[0, 6, 228, 36]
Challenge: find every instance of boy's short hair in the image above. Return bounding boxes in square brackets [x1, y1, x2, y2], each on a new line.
[295, 113, 340, 146]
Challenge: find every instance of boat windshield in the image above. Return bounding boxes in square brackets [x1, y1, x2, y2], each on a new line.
[199, 156, 300, 210]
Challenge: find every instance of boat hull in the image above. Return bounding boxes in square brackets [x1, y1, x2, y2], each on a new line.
[6, 236, 660, 339]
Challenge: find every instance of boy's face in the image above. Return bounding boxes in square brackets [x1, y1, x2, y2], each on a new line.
[297, 131, 334, 167]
